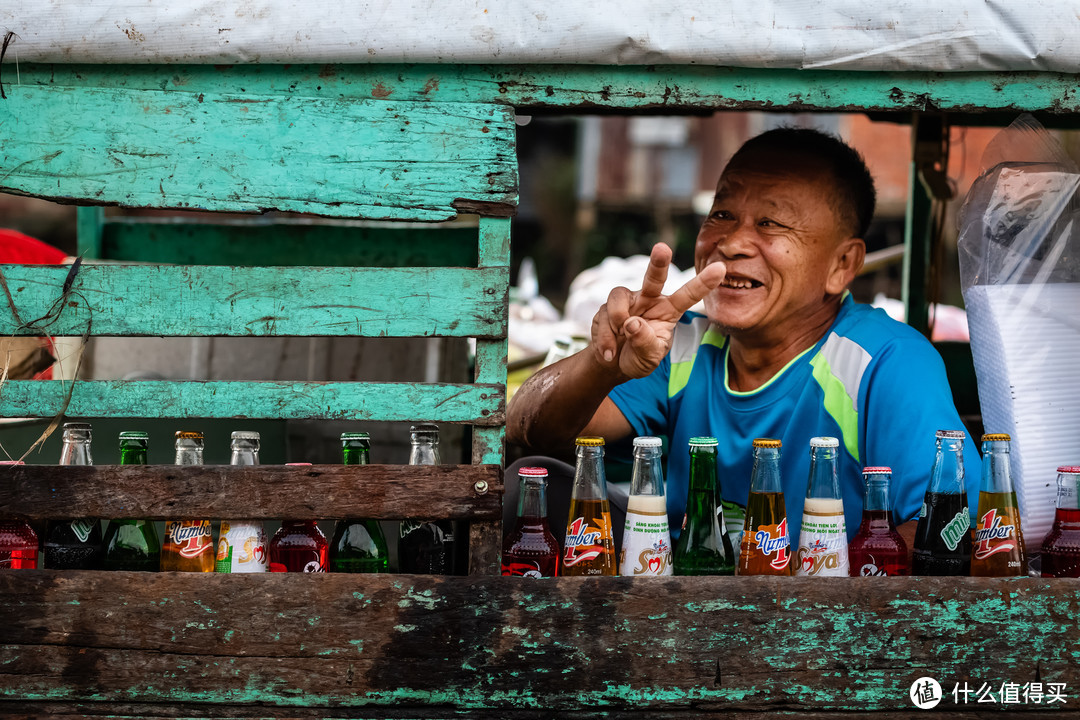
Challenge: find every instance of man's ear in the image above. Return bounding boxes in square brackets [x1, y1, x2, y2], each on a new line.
[825, 238, 866, 295]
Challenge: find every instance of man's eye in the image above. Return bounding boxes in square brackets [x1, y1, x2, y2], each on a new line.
[710, 210, 733, 220]
[759, 218, 785, 228]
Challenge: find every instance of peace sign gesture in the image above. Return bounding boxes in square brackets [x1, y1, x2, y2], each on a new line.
[591, 243, 727, 380]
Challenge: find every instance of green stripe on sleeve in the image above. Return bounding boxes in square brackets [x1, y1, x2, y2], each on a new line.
[809, 351, 861, 463]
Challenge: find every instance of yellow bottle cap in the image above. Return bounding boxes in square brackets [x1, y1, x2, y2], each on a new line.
[982, 433, 1011, 442]
[175, 431, 204, 440]
[753, 438, 782, 448]
[575, 436, 605, 447]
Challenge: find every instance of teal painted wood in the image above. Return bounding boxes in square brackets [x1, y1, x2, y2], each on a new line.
[0, 380, 504, 424]
[0, 85, 516, 220]
[74, 207, 104, 260]
[94, 218, 479, 267]
[15, 63, 1080, 114]
[0, 264, 508, 338]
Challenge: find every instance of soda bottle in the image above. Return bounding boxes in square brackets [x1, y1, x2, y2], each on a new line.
[796, 437, 849, 577]
[1041, 466, 1080, 578]
[102, 432, 160, 571]
[160, 431, 214, 572]
[620, 437, 673, 576]
[672, 436, 734, 575]
[269, 521, 328, 572]
[562, 436, 617, 576]
[848, 467, 910, 576]
[213, 431, 269, 573]
[398, 424, 455, 575]
[912, 430, 972, 576]
[0, 461, 38, 570]
[501, 467, 560, 577]
[43, 423, 102, 569]
[738, 439, 793, 576]
[329, 432, 389, 573]
[971, 433, 1025, 577]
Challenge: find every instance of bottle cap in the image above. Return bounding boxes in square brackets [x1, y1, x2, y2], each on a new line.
[981, 433, 1010, 442]
[119, 431, 149, 440]
[688, 436, 718, 447]
[863, 466, 892, 474]
[175, 431, 204, 440]
[633, 436, 663, 448]
[410, 423, 439, 433]
[1058, 466, 1080, 474]
[935, 430, 966, 440]
[810, 436, 839, 448]
[231, 431, 260, 440]
[575, 436, 605, 447]
[752, 438, 781, 448]
[341, 432, 370, 440]
[518, 466, 549, 477]
[63, 422, 92, 431]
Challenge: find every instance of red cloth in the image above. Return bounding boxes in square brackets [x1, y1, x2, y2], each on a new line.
[0, 229, 68, 264]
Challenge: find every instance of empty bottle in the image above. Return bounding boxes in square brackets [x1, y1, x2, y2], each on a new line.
[970, 433, 1025, 577]
[796, 437, 849, 577]
[329, 432, 389, 573]
[502, 467, 560, 577]
[672, 436, 733, 576]
[620, 436, 673, 576]
[563, 436, 617, 576]
[738, 439, 793, 576]
[398, 424, 455, 574]
[848, 467, 910, 576]
[215, 431, 268, 573]
[0, 460, 38, 570]
[102, 432, 160, 571]
[912, 430, 972, 576]
[1041, 466, 1080, 578]
[43, 423, 102, 569]
[161, 431, 214, 572]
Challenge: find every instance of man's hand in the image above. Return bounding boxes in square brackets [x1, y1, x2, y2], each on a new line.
[591, 243, 726, 380]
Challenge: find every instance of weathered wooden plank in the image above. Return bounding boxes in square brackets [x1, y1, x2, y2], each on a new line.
[0, 574, 1076, 713]
[95, 218, 479, 267]
[0, 264, 508, 338]
[0, 464, 502, 521]
[15, 63, 1080, 115]
[0, 380, 504, 423]
[0, 85, 516, 220]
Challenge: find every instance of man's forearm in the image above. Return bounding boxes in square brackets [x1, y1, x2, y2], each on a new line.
[506, 349, 625, 451]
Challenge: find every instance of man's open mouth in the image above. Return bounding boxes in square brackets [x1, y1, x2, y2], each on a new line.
[719, 275, 763, 289]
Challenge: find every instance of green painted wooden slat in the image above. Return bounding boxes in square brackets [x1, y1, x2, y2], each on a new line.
[97, 218, 479, 267]
[16, 63, 1080, 114]
[0, 380, 504, 423]
[0, 264, 508, 337]
[0, 85, 516, 220]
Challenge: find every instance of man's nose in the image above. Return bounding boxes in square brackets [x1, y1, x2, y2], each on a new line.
[707, 221, 756, 260]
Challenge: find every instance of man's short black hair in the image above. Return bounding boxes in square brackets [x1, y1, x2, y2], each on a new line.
[732, 127, 877, 239]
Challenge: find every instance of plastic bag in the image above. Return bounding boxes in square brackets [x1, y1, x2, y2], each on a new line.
[957, 114, 1080, 548]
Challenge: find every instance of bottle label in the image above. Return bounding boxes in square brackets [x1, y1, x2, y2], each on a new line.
[619, 509, 673, 576]
[940, 508, 970, 552]
[751, 517, 791, 571]
[973, 508, 1018, 560]
[501, 560, 546, 578]
[69, 519, 96, 544]
[166, 521, 213, 559]
[796, 512, 849, 577]
[215, 522, 268, 573]
[563, 514, 613, 569]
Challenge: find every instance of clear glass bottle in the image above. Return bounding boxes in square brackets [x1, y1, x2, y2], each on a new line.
[796, 437, 849, 577]
[912, 430, 972, 576]
[0, 460, 38, 569]
[848, 467, 909, 576]
[102, 432, 160, 571]
[502, 467, 560, 577]
[43, 423, 102, 569]
[1041, 466, 1080, 578]
[398, 424, 455, 574]
[160, 431, 214, 572]
[970, 433, 1025, 577]
[562, 436, 617, 576]
[329, 432, 389, 573]
[672, 437, 733, 576]
[738, 439, 793, 576]
[215, 431, 269, 573]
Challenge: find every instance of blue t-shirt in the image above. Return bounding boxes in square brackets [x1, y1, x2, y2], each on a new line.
[608, 295, 980, 547]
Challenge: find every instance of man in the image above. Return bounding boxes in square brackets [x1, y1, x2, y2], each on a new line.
[507, 128, 979, 552]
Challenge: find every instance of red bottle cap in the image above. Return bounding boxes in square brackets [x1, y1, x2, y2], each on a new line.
[1058, 466, 1080, 474]
[862, 466, 892, 474]
[518, 467, 549, 477]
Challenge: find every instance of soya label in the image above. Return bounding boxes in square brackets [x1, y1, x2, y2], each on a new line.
[797, 512, 849, 576]
[974, 508, 1018, 560]
[620, 510, 672, 576]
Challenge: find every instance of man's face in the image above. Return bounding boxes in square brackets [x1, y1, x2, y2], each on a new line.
[694, 148, 852, 343]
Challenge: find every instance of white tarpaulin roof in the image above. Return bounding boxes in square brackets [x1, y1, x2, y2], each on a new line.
[3, 1, 1079, 72]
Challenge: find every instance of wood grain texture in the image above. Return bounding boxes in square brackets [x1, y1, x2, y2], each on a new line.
[0, 574, 1076, 714]
[0, 85, 516, 220]
[0, 380, 503, 423]
[0, 464, 502, 521]
[0, 264, 508, 338]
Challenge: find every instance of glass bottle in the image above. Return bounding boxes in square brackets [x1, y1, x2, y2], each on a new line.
[1041, 466, 1080, 578]
[738, 438, 793, 576]
[796, 437, 849, 577]
[398, 424, 455, 575]
[102, 432, 160, 571]
[43, 423, 102, 569]
[329, 432, 389, 573]
[848, 467, 910, 576]
[562, 436, 617, 576]
[912, 430, 972, 576]
[269, 521, 328, 572]
[971, 433, 1025, 577]
[501, 467, 560, 577]
[0, 461, 38, 569]
[160, 431, 214, 572]
[619, 437, 674, 576]
[672, 436, 733, 576]
[215, 431, 269, 573]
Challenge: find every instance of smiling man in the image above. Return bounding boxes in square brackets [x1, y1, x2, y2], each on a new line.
[507, 128, 978, 552]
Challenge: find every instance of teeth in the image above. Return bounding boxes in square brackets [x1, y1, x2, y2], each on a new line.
[721, 277, 756, 289]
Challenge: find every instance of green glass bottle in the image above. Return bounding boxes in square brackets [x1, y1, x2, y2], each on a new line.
[329, 432, 389, 573]
[102, 432, 160, 571]
[672, 437, 735, 575]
